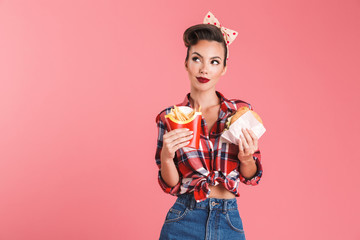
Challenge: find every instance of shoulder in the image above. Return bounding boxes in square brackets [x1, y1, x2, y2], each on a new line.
[155, 106, 171, 124]
[217, 91, 254, 111]
[155, 103, 182, 123]
[227, 98, 254, 111]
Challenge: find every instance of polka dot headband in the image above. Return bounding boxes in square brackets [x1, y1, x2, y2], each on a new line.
[203, 11, 238, 60]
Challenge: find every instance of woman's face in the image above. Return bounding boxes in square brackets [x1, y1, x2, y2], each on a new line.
[185, 40, 227, 91]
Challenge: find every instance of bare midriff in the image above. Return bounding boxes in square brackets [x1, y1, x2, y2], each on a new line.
[208, 184, 236, 199]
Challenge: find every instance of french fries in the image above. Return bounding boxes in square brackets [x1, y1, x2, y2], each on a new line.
[167, 105, 201, 122]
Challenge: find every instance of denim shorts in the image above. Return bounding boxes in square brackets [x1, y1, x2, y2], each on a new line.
[159, 193, 246, 240]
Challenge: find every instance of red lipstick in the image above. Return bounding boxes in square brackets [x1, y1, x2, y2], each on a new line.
[196, 77, 210, 83]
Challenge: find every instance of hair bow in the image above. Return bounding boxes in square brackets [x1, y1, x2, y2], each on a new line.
[203, 11, 238, 60]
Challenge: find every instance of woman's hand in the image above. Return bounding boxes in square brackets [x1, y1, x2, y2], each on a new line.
[238, 128, 258, 163]
[160, 128, 193, 162]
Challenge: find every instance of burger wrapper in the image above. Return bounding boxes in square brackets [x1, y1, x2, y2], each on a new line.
[220, 110, 266, 145]
[164, 106, 202, 149]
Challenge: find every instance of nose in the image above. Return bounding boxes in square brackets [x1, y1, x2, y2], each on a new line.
[199, 63, 208, 74]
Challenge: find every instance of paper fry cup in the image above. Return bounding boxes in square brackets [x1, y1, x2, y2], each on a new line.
[164, 106, 202, 149]
[220, 110, 266, 145]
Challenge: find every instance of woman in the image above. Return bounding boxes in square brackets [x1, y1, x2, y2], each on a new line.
[155, 12, 263, 240]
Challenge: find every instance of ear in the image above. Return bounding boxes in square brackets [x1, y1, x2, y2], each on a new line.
[184, 61, 188, 70]
[221, 65, 227, 76]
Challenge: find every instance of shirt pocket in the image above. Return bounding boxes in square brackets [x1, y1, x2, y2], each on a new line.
[228, 142, 239, 156]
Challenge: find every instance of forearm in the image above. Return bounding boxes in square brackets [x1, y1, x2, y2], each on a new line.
[239, 156, 257, 179]
[160, 156, 180, 187]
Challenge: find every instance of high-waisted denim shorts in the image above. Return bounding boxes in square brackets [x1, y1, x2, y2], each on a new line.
[159, 193, 246, 240]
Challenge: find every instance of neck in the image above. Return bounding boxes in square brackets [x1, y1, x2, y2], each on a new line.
[189, 88, 220, 111]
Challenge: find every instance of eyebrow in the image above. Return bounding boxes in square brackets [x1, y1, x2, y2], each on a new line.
[191, 52, 222, 60]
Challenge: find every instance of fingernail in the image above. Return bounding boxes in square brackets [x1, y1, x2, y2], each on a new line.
[189, 131, 193, 134]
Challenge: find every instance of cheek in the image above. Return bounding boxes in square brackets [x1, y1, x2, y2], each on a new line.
[215, 67, 225, 74]
[187, 62, 197, 69]
[188, 66, 199, 74]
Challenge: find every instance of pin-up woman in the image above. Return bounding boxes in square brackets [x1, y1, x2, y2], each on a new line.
[155, 11, 263, 240]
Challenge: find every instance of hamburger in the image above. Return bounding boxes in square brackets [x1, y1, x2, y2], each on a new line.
[225, 106, 263, 130]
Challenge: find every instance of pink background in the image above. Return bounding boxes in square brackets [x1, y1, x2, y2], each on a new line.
[0, 0, 359, 239]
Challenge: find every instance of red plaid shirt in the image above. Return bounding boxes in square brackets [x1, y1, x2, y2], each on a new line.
[155, 90, 263, 202]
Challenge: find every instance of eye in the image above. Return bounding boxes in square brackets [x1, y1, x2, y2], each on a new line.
[191, 57, 220, 65]
[192, 57, 200, 62]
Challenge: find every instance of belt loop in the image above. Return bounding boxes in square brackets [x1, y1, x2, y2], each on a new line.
[186, 194, 194, 210]
[223, 200, 227, 214]
[189, 197, 195, 210]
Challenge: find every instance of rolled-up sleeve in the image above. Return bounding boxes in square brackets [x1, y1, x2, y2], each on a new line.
[155, 113, 182, 195]
[238, 149, 263, 185]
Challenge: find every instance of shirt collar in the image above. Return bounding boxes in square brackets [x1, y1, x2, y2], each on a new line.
[180, 90, 235, 119]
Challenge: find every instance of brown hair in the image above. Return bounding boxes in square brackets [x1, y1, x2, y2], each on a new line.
[183, 24, 227, 67]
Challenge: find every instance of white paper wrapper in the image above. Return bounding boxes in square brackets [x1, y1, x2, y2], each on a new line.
[220, 110, 266, 145]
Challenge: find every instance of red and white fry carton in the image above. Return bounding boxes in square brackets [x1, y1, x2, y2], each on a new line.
[164, 106, 202, 149]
